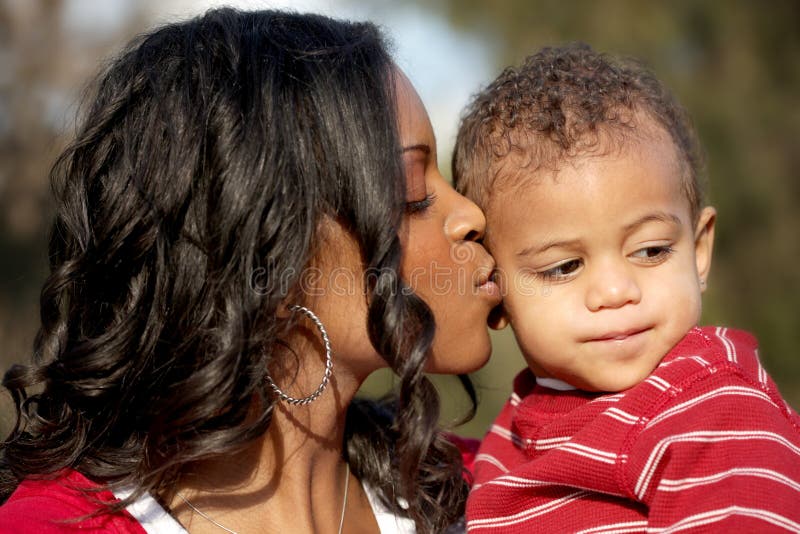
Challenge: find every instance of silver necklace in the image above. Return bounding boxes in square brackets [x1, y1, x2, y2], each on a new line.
[178, 462, 350, 534]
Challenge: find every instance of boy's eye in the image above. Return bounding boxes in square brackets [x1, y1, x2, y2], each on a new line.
[630, 245, 674, 263]
[405, 193, 437, 215]
[539, 258, 582, 280]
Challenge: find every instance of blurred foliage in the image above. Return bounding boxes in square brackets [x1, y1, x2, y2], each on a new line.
[0, 1, 146, 437]
[421, 0, 800, 428]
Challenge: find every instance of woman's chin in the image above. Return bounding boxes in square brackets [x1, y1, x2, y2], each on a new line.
[425, 336, 492, 375]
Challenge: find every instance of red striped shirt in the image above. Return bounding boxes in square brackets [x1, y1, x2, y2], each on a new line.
[0, 470, 147, 533]
[467, 326, 800, 533]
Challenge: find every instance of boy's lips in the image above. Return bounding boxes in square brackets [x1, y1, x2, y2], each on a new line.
[586, 326, 651, 342]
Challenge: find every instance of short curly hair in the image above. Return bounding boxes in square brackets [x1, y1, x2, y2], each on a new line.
[453, 43, 705, 220]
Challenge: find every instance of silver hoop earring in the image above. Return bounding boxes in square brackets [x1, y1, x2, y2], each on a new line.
[265, 305, 333, 405]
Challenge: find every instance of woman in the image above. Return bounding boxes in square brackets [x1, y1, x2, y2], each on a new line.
[0, 8, 500, 534]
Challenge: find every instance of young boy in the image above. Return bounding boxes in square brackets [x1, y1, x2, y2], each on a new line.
[454, 44, 800, 532]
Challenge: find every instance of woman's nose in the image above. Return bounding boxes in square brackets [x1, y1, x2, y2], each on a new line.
[445, 185, 486, 243]
[585, 260, 642, 311]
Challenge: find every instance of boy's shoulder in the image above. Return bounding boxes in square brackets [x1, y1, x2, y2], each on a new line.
[613, 325, 800, 452]
[660, 326, 759, 370]
[616, 326, 800, 504]
[630, 326, 796, 420]
[650, 326, 785, 402]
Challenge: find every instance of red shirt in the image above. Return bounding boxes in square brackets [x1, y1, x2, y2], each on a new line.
[0, 470, 147, 533]
[467, 327, 800, 532]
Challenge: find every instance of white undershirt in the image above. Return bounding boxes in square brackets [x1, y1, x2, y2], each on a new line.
[362, 484, 416, 534]
[114, 482, 417, 534]
[536, 376, 577, 391]
[113, 487, 187, 534]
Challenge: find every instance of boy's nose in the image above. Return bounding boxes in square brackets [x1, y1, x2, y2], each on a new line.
[585, 261, 642, 311]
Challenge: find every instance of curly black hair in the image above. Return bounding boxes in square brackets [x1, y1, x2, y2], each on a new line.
[453, 43, 705, 220]
[0, 8, 469, 532]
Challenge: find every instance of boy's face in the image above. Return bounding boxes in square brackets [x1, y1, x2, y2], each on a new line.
[486, 131, 716, 392]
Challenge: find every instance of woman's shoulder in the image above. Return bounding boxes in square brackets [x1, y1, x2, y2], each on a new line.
[0, 470, 146, 534]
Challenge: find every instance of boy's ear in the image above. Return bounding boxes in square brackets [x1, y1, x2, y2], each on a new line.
[488, 303, 510, 330]
[694, 206, 716, 292]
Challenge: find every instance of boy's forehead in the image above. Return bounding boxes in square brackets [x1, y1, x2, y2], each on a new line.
[483, 132, 690, 248]
[484, 118, 686, 211]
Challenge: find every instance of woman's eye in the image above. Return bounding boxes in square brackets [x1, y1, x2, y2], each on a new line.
[540, 259, 582, 280]
[405, 193, 436, 215]
[631, 246, 674, 263]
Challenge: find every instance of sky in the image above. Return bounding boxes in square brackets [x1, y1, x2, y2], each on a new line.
[62, 0, 495, 158]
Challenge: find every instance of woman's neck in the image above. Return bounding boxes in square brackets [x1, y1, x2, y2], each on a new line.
[169, 369, 378, 534]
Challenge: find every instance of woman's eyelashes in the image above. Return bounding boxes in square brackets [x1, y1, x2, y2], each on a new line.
[405, 192, 437, 215]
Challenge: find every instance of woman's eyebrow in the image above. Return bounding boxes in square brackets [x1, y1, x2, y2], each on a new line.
[402, 143, 431, 155]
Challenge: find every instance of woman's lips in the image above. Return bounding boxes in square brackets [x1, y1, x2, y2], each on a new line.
[475, 268, 502, 303]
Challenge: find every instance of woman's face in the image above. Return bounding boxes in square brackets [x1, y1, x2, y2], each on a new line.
[285, 70, 500, 387]
[395, 70, 501, 374]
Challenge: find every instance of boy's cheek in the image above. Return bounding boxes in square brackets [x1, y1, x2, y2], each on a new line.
[509, 316, 560, 379]
[501, 268, 545, 300]
[520, 352, 551, 378]
[493, 266, 510, 296]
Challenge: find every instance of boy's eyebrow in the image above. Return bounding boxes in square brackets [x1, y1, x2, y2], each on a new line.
[516, 238, 582, 258]
[516, 212, 683, 258]
[402, 144, 431, 155]
[623, 211, 683, 233]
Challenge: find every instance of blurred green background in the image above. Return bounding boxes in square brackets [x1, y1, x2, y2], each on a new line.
[1, 0, 798, 439]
